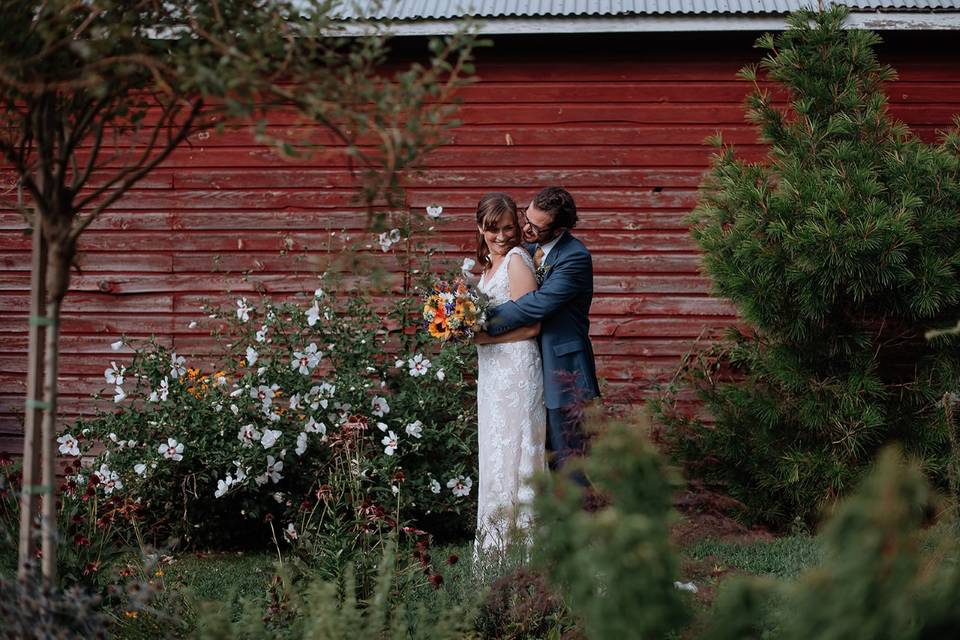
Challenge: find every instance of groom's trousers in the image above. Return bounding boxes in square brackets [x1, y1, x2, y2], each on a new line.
[545, 407, 586, 471]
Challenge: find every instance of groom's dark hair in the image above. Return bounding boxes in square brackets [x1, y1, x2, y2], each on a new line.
[533, 186, 577, 229]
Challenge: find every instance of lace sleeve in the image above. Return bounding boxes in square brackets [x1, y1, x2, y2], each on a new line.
[507, 246, 536, 275]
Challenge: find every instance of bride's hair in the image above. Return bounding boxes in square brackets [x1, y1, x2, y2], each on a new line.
[476, 192, 520, 268]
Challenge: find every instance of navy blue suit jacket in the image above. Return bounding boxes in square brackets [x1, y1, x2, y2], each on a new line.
[485, 232, 600, 410]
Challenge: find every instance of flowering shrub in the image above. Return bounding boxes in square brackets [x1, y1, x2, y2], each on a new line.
[0, 454, 137, 589]
[62, 281, 478, 549]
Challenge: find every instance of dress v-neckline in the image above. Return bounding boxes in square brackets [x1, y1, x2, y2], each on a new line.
[480, 251, 512, 289]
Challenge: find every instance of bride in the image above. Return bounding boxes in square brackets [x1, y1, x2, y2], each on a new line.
[472, 192, 546, 553]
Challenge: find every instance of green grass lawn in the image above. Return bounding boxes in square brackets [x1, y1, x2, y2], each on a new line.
[684, 535, 822, 580]
[3, 534, 826, 638]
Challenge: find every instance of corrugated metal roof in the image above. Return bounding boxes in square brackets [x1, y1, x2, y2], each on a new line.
[333, 0, 960, 20]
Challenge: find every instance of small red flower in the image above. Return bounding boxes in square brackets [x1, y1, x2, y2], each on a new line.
[428, 573, 444, 589]
[446, 554, 459, 566]
[83, 561, 99, 576]
[74, 534, 90, 546]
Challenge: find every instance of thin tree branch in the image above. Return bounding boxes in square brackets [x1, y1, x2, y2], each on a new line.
[73, 96, 184, 212]
[70, 98, 203, 242]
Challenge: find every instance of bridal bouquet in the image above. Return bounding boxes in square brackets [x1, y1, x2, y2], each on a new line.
[422, 277, 487, 342]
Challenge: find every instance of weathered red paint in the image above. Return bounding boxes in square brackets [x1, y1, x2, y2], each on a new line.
[1, 33, 959, 453]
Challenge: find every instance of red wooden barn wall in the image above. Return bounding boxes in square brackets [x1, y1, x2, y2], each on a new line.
[2, 31, 959, 454]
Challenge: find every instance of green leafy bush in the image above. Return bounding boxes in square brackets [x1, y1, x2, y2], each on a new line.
[532, 412, 691, 640]
[706, 448, 960, 640]
[654, 6, 960, 528]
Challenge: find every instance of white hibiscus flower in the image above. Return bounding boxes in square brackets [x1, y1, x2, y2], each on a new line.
[407, 354, 431, 377]
[371, 396, 390, 417]
[381, 431, 398, 456]
[291, 343, 322, 376]
[245, 346, 259, 367]
[236, 298, 251, 322]
[404, 420, 423, 438]
[429, 478, 441, 494]
[426, 205, 443, 219]
[149, 377, 170, 403]
[57, 433, 80, 456]
[113, 385, 127, 403]
[104, 361, 125, 385]
[260, 428, 282, 449]
[306, 301, 321, 327]
[447, 475, 472, 497]
[169, 352, 187, 379]
[158, 438, 184, 462]
[238, 424, 261, 447]
[304, 417, 326, 435]
[295, 432, 308, 456]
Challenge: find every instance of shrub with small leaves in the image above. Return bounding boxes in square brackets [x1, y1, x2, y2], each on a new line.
[65, 276, 479, 552]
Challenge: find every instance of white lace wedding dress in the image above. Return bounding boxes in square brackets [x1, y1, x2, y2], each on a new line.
[475, 246, 546, 553]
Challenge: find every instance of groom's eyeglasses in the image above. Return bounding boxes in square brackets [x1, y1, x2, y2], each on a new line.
[519, 208, 550, 236]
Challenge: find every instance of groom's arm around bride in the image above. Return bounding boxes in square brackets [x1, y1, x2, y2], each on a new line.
[485, 187, 601, 469]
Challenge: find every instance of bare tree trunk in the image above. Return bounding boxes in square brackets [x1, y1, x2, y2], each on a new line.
[40, 289, 61, 585]
[37, 238, 71, 587]
[17, 219, 48, 578]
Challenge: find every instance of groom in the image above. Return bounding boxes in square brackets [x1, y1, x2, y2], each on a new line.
[485, 186, 601, 470]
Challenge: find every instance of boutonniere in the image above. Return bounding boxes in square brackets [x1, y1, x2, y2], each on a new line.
[535, 264, 552, 285]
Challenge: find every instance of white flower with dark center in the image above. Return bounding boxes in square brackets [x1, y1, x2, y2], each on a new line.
[304, 417, 326, 435]
[429, 478, 441, 494]
[295, 432, 308, 456]
[407, 354, 431, 377]
[260, 428, 282, 449]
[170, 352, 186, 379]
[284, 523, 298, 542]
[292, 343, 322, 376]
[381, 431, 398, 456]
[96, 464, 122, 494]
[113, 385, 127, 403]
[251, 384, 277, 410]
[404, 420, 423, 439]
[447, 475, 472, 497]
[265, 456, 283, 484]
[238, 424, 261, 447]
[426, 205, 443, 219]
[104, 362, 125, 385]
[236, 298, 251, 322]
[134, 463, 148, 477]
[255, 325, 268, 343]
[158, 438, 184, 462]
[245, 346, 258, 367]
[57, 434, 80, 456]
[149, 377, 170, 403]
[371, 396, 390, 417]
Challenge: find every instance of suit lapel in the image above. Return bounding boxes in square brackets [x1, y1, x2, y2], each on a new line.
[542, 231, 570, 270]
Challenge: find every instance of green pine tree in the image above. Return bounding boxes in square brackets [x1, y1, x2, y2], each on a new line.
[654, 7, 960, 528]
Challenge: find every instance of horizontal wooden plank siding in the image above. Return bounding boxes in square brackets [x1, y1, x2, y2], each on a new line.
[2, 31, 959, 452]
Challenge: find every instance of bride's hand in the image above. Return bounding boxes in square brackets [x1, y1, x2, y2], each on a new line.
[473, 331, 490, 345]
